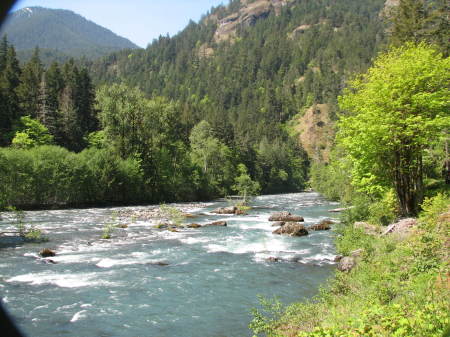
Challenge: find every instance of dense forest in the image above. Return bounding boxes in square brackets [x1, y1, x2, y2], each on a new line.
[0, 0, 448, 211]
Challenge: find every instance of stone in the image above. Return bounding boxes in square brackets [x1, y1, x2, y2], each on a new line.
[266, 257, 280, 262]
[354, 221, 380, 235]
[269, 212, 304, 222]
[350, 248, 364, 257]
[272, 223, 308, 236]
[334, 255, 343, 262]
[234, 209, 247, 215]
[187, 223, 202, 229]
[309, 220, 332, 231]
[212, 206, 237, 215]
[116, 224, 128, 229]
[206, 221, 227, 227]
[382, 218, 417, 236]
[39, 248, 56, 257]
[271, 221, 285, 227]
[337, 256, 356, 272]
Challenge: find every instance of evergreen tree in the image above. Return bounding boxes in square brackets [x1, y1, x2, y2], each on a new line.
[17, 47, 44, 118]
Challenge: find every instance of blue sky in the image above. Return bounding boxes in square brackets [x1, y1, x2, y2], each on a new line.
[11, 0, 227, 47]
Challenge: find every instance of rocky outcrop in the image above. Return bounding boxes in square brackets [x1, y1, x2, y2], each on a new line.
[214, 0, 292, 42]
[273, 223, 308, 237]
[39, 248, 56, 257]
[296, 104, 334, 162]
[289, 24, 312, 38]
[269, 212, 304, 222]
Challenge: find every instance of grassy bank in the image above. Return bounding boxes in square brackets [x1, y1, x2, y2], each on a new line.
[250, 193, 450, 337]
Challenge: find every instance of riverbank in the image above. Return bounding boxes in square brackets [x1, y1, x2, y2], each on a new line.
[250, 193, 450, 337]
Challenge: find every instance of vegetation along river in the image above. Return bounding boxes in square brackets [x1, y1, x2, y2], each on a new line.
[0, 192, 339, 337]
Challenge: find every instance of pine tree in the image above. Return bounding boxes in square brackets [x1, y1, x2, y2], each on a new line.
[17, 47, 44, 118]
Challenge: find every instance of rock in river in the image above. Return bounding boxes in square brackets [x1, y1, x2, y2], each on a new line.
[212, 206, 237, 214]
[206, 221, 227, 227]
[268, 211, 304, 222]
[272, 223, 308, 236]
[39, 248, 56, 257]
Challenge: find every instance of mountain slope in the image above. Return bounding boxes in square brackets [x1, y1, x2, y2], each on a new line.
[90, 0, 386, 168]
[1, 7, 139, 60]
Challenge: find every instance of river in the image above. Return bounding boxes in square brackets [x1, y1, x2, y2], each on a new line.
[0, 192, 339, 337]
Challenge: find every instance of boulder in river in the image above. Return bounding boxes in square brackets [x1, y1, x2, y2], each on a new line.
[234, 209, 247, 215]
[206, 221, 227, 227]
[271, 221, 285, 227]
[309, 220, 333, 231]
[212, 206, 237, 214]
[187, 223, 202, 229]
[266, 257, 280, 262]
[269, 212, 304, 222]
[39, 248, 56, 257]
[272, 223, 308, 237]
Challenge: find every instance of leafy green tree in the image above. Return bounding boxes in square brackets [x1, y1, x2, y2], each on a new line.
[338, 43, 450, 216]
[232, 163, 261, 201]
[11, 116, 54, 149]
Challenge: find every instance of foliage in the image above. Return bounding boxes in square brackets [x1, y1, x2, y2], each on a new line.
[338, 42, 450, 216]
[159, 204, 186, 227]
[101, 223, 115, 239]
[250, 194, 450, 337]
[0, 146, 146, 208]
[7, 206, 48, 242]
[11, 116, 54, 148]
[232, 163, 261, 201]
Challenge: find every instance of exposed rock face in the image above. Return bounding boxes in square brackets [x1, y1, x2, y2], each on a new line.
[380, 0, 400, 18]
[337, 256, 356, 272]
[290, 24, 312, 38]
[296, 104, 334, 162]
[39, 248, 56, 257]
[272, 223, 308, 236]
[206, 221, 228, 227]
[269, 212, 304, 222]
[214, 0, 291, 42]
[212, 206, 237, 214]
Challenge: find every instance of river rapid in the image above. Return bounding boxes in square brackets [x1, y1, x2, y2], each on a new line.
[0, 192, 339, 337]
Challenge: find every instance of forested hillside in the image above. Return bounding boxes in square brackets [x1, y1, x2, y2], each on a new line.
[0, 0, 389, 208]
[88, 0, 387, 181]
[1, 6, 138, 62]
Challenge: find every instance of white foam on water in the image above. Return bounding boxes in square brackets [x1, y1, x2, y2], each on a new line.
[7, 271, 117, 288]
[96, 255, 166, 268]
[70, 310, 87, 323]
[80, 304, 92, 308]
[178, 236, 209, 245]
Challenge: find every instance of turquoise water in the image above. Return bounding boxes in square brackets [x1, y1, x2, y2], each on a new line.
[0, 192, 338, 337]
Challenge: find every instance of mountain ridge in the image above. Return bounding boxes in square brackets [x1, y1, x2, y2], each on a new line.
[1, 6, 139, 61]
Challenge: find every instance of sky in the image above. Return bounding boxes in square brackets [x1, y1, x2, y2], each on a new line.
[10, 0, 227, 47]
